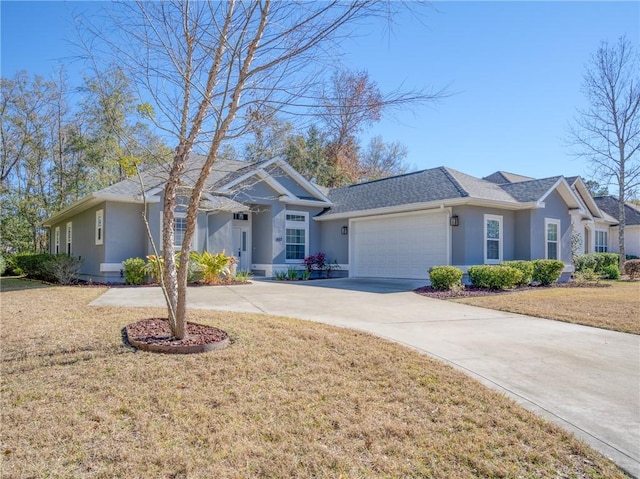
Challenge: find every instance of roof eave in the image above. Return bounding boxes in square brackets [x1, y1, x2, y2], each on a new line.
[41, 193, 160, 227]
[315, 197, 536, 221]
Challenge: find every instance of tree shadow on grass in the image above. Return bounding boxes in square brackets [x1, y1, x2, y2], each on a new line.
[0, 277, 53, 292]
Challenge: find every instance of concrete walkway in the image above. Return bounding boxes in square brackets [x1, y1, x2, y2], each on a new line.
[91, 278, 640, 477]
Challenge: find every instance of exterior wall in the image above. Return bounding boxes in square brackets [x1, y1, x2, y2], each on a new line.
[49, 202, 108, 281]
[450, 206, 515, 265]
[529, 190, 572, 265]
[103, 202, 146, 282]
[251, 205, 273, 267]
[609, 225, 640, 257]
[208, 212, 234, 254]
[268, 166, 310, 198]
[514, 210, 532, 260]
[318, 218, 349, 265]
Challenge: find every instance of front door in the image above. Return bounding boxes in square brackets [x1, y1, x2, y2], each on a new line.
[232, 226, 250, 272]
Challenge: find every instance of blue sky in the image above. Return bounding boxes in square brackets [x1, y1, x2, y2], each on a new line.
[1, 1, 638, 183]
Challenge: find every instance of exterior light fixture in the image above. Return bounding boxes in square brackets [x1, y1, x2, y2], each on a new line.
[449, 215, 459, 227]
[341, 226, 348, 235]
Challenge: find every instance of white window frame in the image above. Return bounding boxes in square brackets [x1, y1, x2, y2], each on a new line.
[545, 218, 561, 260]
[594, 229, 608, 253]
[54, 227, 60, 254]
[484, 214, 503, 264]
[285, 210, 309, 263]
[160, 211, 196, 251]
[95, 209, 104, 245]
[66, 222, 72, 255]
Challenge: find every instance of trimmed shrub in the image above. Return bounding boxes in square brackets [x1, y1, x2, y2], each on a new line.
[11, 253, 56, 282]
[532, 259, 564, 286]
[601, 264, 621, 280]
[501, 260, 534, 286]
[467, 265, 523, 290]
[624, 259, 640, 279]
[49, 255, 83, 285]
[428, 265, 463, 290]
[574, 252, 619, 274]
[123, 257, 147, 285]
[626, 254, 639, 260]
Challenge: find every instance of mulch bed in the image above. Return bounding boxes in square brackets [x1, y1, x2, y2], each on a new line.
[414, 281, 612, 300]
[125, 318, 229, 354]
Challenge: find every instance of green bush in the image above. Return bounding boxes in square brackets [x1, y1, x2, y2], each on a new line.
[123, 257, 147, 285]
[467, 265, 523, 290]
[49, 255, 83, 285]
[574, 253, 619, 273]
[501, 260, 534, 286]
[0, 255, 5, 276]
[428, 265, 463, 290]
[623, 259, 640, 279]
[532, 259, 564, 286]
[601, 264, 621, 280]
[11, 253, 56, 282]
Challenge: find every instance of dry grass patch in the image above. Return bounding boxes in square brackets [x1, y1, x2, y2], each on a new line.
[1, 282, 627, 478]
[454, 281, 640, 334]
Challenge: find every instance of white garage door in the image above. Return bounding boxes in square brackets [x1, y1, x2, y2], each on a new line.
[351, 211, 449, 279]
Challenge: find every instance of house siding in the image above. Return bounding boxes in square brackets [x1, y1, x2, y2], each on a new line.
[318, 218, 349, 265]
[208, 212, 234, 254]
[48, 202, 109, 281]
[610, 225, 640, 257]
[267, 166, 310, 198]
[514, 210, 532, 260]
[450, 206, 515, 265]
[529, 190, 572, 264]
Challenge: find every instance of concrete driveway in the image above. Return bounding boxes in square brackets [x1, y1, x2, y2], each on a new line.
[92, 278, 640, 477]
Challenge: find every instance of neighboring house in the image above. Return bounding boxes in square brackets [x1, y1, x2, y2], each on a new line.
[592, 196, 640, 258]
[43, 158, 637, 282]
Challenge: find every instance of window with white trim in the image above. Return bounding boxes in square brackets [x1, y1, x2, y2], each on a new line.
[484, 214, 503, 264]
[285, 211, 308, 261]
[595, 230, 608, 253]
[174, 214, 187, 248]
[66, 222, 72, 255]
[545, 218, 561, 260]
[54, 227, 60, 254]
[95, 209, 104, 245]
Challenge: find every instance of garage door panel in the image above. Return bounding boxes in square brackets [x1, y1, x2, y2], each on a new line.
[352, 212, 448, 279]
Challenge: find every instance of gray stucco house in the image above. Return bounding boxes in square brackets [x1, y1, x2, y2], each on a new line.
[43, 155, 636, 282]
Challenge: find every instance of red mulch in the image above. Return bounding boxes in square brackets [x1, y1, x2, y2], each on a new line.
[125, 318, 228, 347]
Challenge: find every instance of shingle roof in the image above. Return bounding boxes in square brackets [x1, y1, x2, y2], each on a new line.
[593, 196, 640, 225]
[499, 177, 562, 202]
[96, 155, 250, 197]
[325, 166, 523, 215]
[483, 171, 535, 184]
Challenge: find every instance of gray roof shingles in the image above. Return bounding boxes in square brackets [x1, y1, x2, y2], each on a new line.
[594, 196, 640, 225]
[499, 177, 562, 202]
[325, 166, 525, 215]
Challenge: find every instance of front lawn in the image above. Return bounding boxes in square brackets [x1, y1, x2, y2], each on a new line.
[453, 281, 639, 335]
[0, 281, 627, 478]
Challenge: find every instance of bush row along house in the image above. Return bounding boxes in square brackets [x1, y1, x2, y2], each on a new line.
[42, 155, 640, 283]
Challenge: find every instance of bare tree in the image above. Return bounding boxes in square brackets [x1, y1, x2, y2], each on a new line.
[570, 35, 640, 270]
[82, 1, 437, 339]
